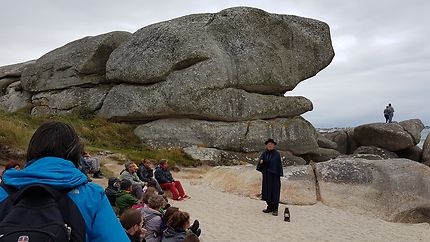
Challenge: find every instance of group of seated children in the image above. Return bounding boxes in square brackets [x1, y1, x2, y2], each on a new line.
[105, 159, 199, 241]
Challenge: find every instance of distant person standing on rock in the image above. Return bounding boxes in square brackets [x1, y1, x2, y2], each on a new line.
[387, 103, 395, 123]
[383, 106, 390, 123]
[256, 139, 283, 216]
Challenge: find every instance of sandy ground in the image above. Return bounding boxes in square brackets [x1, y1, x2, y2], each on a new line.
[168, 179, 430, 242]
[93, 162, 430, 242]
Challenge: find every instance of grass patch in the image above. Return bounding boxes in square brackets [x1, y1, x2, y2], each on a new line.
[0, 109, 198, 166]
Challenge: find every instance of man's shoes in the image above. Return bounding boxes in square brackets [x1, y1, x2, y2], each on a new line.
[174, 197, 184, 201]
[272, 211, 278, 216]
[93, 171, 103, 179]
[262, 208, 273, 213]
[182, 195, 191, 199]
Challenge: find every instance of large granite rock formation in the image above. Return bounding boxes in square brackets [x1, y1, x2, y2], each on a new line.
[134, 117, 318, 155]
[0, 61, 35, 112]
[315, 158, 430, 223]
[353, 146, 398, 159]
[354, 122, 422, 152]
[21, 31, 131, 92]
[99, 7, 334, 122]
[106, 7, 334, 93]
[0, 7, 335, 158]
[98, 85, 313, 122]
[31, 86, 111, 115]
[422, 133, 430, 167]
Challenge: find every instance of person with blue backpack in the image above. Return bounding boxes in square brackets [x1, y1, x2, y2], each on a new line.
[0, 121, 130, 242]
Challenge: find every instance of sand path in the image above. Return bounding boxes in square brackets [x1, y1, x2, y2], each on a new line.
[94, 158, 430, 242]
[170, 180, 430, 242]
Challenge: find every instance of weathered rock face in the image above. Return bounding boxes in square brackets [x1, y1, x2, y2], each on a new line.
[99, 85, 313, 122]
[398, 119, 425, 145]
[0, 7, 335, 156]
[107, 7, 334, 93]
[0, 60, 35, 79]
[397, 146, 422, 162]
[134, 117, 318, 154]
[0, 91, 31, 112]
[320, 129, 358, 155]
[281, 151, 307, 166]
[202, 165, 317, 205]
[31, 86, 111, 115]
[100, 7, 334, 122]
[302, 148, 340, 162]
[354, 123, 415, 151]
[422, 134, 430, 167]
[353, 146, 398, 159]
[317, 133, 337, 150]
[315, 158, 430, 223]
[0, 61, 35, 111]
[321, 130, 348, 154]
[21, 31, 131, 92]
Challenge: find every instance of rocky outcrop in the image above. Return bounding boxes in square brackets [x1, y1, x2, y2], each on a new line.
[399, 119, 425, 145]
[315, 158, 430, 223]
[21, 31, 131, 92]
[354, 123, 416, 151]
[281, 151, 307, 166]
[99, 7, 334, 123]
[0, 7, 335, 156]
[302, 148, 340, 162]
[0, 60, 35, 79]
[30, 86, 111, 115]
[320, 129, 358, 155]
[0, 81, 31, 112]
[397, 146, 422, 162]
[0, 61, 35, 112]
[353, 146, 398, 159]
[202, 165, 317, 205]
[317, 133, 337, 150]
[134, 117, 318, 154]
[106, 7, 334, 93]
[423, 133, 430, 167]
[98, 85, 313, 122]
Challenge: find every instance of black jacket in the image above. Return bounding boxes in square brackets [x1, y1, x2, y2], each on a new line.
[154, 166, 174, 184]
[137, 164, 154, 183]
[105, 177, 120, 206]
[257, 149, 283, 176]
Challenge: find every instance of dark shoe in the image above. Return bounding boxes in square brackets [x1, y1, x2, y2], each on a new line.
[190, 219, 200, 232]
[262, 208, 273, 213]
[272, 211, 278, 216]
[93, 173, 103, 179]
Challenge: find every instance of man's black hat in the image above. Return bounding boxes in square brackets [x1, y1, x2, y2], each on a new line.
[264, 138, 277, 145]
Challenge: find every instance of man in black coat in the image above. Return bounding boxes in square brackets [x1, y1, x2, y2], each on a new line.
[256, 139, 283, 216]
[137, 159, 164, 194]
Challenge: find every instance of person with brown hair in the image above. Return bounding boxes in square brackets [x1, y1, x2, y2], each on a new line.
[162, 211, 190, 242]
[0, 121, 129, 241]
[120, 208, 146, 242]
[142, 195, 166, 242]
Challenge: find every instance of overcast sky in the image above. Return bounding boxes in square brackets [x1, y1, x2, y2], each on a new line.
[1, 0, 429, 128]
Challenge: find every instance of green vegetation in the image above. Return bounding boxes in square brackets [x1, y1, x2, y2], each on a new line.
[0, 109, 198, 167]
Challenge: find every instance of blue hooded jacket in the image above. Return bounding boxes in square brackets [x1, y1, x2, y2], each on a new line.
[0, 157, 130, 242]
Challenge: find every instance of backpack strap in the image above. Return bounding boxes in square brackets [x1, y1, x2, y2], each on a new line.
[56, 187, 86, 242]
[0, 180, 18, 194]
